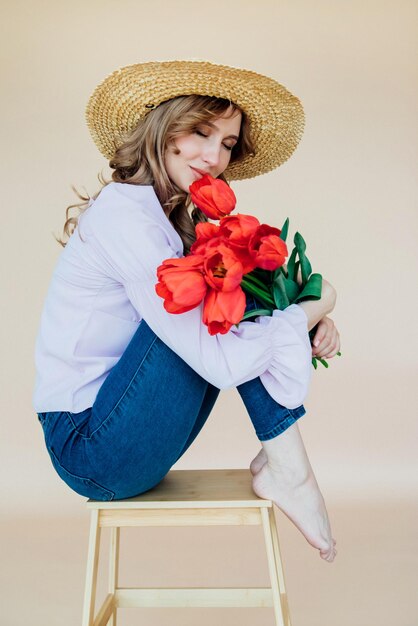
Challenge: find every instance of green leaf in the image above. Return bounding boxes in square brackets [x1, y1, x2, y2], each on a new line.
[318, 357, 329, 368]
[241, 308, 273, 321]
[295, 273, 323, 302]
[294, 232, 312, 285]
[272, 273, 290, 310]
[312, 357, 318, 370]
[282, 276, 300, 303]
[272, 287, 286, 310]
[272, 266, 289, 284]
[279, 217, 289, 242]
[294, 260, 300, 284]
[294, 231, 306, 254]
[287, 247, 298, 282]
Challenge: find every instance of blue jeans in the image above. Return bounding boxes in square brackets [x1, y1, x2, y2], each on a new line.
[38, 313, 305, 501]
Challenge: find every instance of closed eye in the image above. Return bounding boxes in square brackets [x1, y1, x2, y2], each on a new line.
[194, 129, 234, 151]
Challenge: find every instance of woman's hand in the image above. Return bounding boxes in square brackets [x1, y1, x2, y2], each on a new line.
[311, 316, 341, 359]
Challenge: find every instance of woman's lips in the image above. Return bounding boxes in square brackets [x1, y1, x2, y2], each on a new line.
[190, 166, 208, 178]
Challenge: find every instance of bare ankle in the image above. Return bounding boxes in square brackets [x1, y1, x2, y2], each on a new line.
[260, 423, 312, 485]
[265, 458, 312, 489]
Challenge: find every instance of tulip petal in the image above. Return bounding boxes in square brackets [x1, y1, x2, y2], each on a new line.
[189, 174, 236, 220]
[203, 287, 246, 335]
[156, 255, 207, 313]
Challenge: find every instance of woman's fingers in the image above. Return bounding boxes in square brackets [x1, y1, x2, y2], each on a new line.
[315, 331, 340, 358]
[312, 318, 330, 350]
[312, 319, 340, 359]
[326, 332, 341, 358]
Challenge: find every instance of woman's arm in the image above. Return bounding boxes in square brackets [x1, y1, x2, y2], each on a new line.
[85, 186, 312, 406]
[297, 280, 341, 359]
[297, 280, 336, 331]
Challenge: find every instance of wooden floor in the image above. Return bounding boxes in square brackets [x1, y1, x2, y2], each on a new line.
[2, 498, 417, 626]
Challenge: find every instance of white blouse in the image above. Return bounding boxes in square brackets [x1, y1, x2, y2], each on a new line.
[33, 182, 312, 413]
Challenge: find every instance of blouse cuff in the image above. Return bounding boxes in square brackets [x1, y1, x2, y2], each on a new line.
[257, 304, 312, 409]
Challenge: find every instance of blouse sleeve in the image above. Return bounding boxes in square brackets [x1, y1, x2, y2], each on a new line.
[83, 188, 312, 408]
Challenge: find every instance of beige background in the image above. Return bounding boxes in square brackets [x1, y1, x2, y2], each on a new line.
[1, 1, 417, 625]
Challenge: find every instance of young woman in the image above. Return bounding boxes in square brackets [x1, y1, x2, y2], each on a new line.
[34, 61, 340, 562]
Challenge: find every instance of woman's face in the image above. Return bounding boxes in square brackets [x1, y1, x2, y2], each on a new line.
[164, 106, 242, 192]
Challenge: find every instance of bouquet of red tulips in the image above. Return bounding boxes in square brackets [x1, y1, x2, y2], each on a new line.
[156, 174, 338, 369]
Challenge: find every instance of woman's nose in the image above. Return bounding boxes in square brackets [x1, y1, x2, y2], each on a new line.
[201, 142, 222, 167]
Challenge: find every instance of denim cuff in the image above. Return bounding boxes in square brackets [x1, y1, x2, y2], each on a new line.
[256, 405, 306, 441]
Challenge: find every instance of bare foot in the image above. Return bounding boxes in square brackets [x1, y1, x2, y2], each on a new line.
[252, 424, 337, 562]
[250, 448, 267, 475]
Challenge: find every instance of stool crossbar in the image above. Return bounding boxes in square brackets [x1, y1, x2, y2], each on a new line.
[82, 469, 291, 626]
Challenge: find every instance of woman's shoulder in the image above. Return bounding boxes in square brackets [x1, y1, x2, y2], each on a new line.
[96, 182, 157, 213]
[84, 182, 163, 229]
[80, 182, 183, 252]
[107, 181, 155, 203]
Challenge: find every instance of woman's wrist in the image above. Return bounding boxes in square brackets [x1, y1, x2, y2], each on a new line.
[296, 282, 336, 332]
[321, 280, 337, 312]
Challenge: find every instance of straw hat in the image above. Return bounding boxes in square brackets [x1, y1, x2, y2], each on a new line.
[86, 60, 305, 181]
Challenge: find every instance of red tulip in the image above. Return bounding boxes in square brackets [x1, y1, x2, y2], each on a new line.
[155, 256, 207, 313]
[219, 213, 260, 241]
[189, 174, 236, 220]
[219, 214, 260, 273]
[203, 243, 244, 292]
[203, 287, 246, 335]
[249, 224, 288, 270]
[190, 222, 221, 255]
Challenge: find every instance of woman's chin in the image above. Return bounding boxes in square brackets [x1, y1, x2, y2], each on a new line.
[184, 178, 197, 193]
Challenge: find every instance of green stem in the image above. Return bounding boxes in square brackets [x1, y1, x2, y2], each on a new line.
[241, 279, 275, 307]
[243, 272, 270, 290]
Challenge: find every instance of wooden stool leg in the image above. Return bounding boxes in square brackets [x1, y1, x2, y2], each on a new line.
[82, 509, 101, 626]
[260, 507, 285, 626]
[108, 527, 120, 626]
[269, 507, 291, 626]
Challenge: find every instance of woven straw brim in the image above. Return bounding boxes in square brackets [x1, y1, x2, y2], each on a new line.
[86, 60, 305, 181]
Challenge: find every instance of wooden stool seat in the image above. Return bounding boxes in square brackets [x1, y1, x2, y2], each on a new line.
[82, 469, 291, 626]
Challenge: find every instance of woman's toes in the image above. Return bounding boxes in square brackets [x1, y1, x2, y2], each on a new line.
[320, 546, 337, 562]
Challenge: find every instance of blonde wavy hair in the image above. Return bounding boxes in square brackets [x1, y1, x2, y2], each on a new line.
[57, 95, 255, 253]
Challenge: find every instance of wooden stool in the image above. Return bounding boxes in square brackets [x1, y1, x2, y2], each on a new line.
[82, 469, 291, 626]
